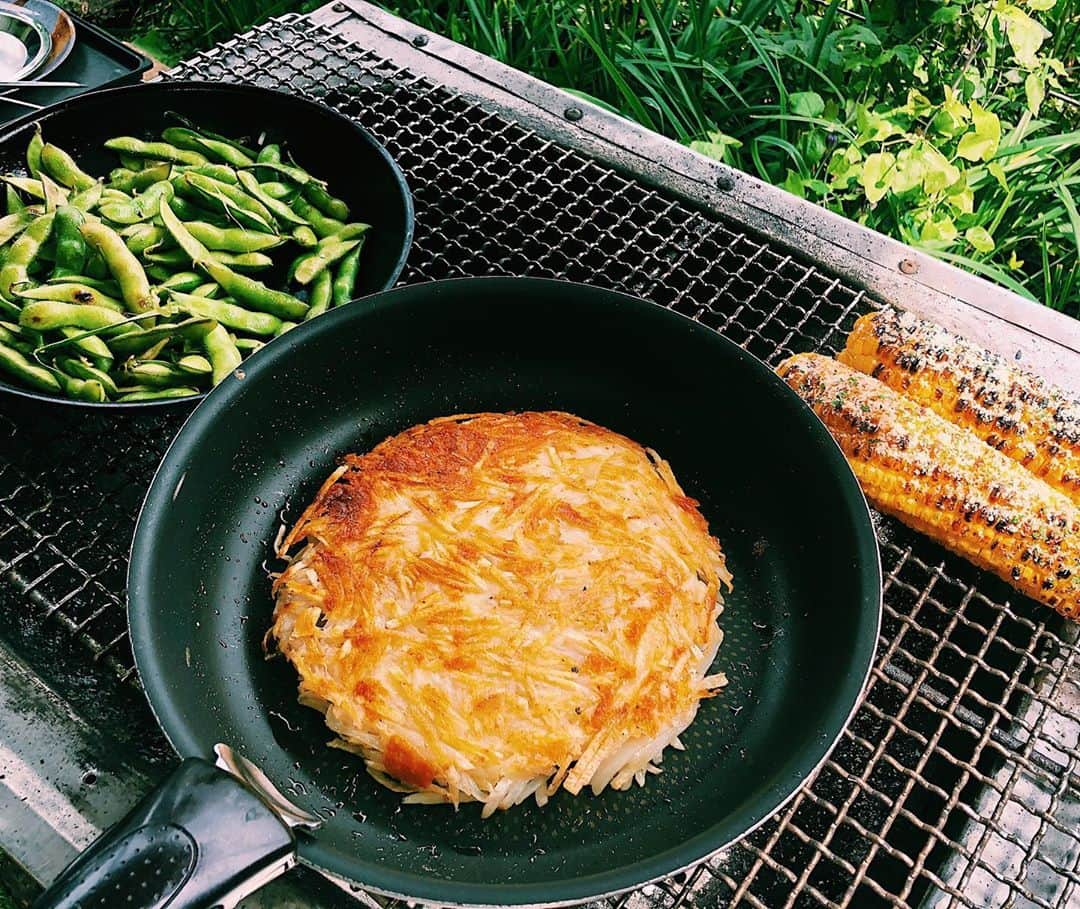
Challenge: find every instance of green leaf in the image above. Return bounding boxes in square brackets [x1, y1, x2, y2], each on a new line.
[1026, 0, 1056, 10]
[988, 162, 1009, 191]
[860, 152, 895, 204]
[957, 101, 1001, 162]
[922, 215, 958, 243]
[782, 170, 805, 198]
[931, 5, 962, 23]
[920, 143, 962, 194]
[890, 146, 926, 193]
[855, 104, 902, 143]
[1025, 72, 1045, 114]
[789, 91, 824, 118]
[689, 131, 743, 164]
[998, 5, 1051, 68]
[966, 225, 995, 253]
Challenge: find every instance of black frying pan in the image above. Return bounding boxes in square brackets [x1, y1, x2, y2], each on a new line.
[0, 80, 414, 410]
[37, 278, 881, 908]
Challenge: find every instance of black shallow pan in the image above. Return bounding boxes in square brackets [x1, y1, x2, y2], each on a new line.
[0, 80, 414, 411]
[39, 278, 881, 908]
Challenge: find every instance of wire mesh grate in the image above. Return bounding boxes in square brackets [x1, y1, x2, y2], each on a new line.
[0, 9, 1076, 908]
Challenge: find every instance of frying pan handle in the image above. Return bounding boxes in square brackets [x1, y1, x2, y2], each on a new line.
[33, 757, 297, 909]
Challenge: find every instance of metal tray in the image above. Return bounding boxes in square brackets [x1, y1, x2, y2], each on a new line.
[0, 10, 150, 126]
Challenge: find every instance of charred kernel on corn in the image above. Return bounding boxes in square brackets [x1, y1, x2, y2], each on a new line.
[777, 353, 1080, 620]
[839, 307, 1080, 507]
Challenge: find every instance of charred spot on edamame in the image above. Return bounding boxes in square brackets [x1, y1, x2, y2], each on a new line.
[0, 122, 371, 403]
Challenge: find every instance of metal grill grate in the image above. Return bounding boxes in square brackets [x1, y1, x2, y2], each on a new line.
[0, 10, 1076, 909]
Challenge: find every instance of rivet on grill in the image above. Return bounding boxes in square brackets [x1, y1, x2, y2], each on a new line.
[331, 2, 347, 10]
[412, 34, 429, 47]
[899, 258, 919, 275]
[564, 107, 584, 122]
[716, 173, 734, 191]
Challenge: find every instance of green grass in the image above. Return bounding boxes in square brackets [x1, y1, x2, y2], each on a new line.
[60, 0, 1080, 318]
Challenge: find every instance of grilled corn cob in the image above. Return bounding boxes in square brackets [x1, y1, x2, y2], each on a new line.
[778, 353, 1079, 619]
[840, 307, 1080, 507]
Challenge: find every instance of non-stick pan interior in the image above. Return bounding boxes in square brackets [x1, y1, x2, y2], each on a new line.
[129, 277, 880, 906]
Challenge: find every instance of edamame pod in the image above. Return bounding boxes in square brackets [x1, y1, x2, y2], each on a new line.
[117, 386, 199, 402]
[0, 211, 55, 301]
[104, 137, 207, 167]
[0, 340, 60, 392]
[185, 220, 283, 253]
[162, 128, 254, 167]
[302, 181, 349, 221]
[40, 143, 98, 192]
[79, 220, 154, 313]
[18, 281, 124, 312]
[57, 356, 118, 397]
[26, 126, 43, 178]
[169, 290, 282, 336]
[203, 322, 242, 385]
[19, 299, 130, 333]
[332, 241, 363, 307]
[236, 170, 308, 226]
[52, 207, 87, 279]
[304, 268, 332, 321]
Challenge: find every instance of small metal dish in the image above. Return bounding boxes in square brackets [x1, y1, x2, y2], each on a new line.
[0, 2, 52, 82]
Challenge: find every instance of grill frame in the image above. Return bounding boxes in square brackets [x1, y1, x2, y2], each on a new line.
[0, 3, 1077, 908]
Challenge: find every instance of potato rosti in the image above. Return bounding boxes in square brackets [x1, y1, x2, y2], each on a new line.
[271, 411, 731, 815]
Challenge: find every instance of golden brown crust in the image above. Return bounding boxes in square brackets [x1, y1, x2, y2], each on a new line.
[271, 411, 729, 812]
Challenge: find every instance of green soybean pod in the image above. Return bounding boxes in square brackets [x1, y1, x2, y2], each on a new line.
[125, 163, 173, 193]
[0, 340, 60, 392]
[118, 386, 199, 402]
[192, 282, 221, 298]
[18, 282, 125, 312]
[106, 317, 213, 357]
[99, 180, 174, 225]
[183, 163, 240, 185]
[122, 223, 166, 256]
[255, 143, 281, 182]
[52, 207, 87, 279]
[162, 128, 254, 167]
[40, 143, 98, 192]
[185, 221, 283, 253]
[19, 299, 129, 333]
[156, 271, 204, 294]
[303, 268, 332, 321]
[290, 195, 344, 238]
[331, 241, 363, 307]
[291, 225, 317, 248]
[104, 137, 207, 167]
[177, 353, 212, 376]
[58, 373, 107, 402]
[259, 181, 293, 200]
[233, 336, 265, 354]
[57, 356, 119, 397]
[79, 220, 154, 313]
[0, 210, 55, 301]
[0, 211, 34, 245]
[293, 235, 363, 285]
[160, 200, 308, 321]
[5, 183, 24, 214]
[58, 326, 113, 369]
[170, 290, 282, 336]
[69, 182, 104, 213]
[273, 321, 297, 338]
[203, 322, 242, 385]
[125, 359, 191, 388]
[235, 170, 308, 227]
[26, 126, 44, 178]
[47, 275, 123, 300]
[301, 181, 349, 221]
[3, 176, 44, 200]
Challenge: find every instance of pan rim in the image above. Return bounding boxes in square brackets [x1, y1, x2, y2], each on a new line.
[128, 275, 883, 907]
